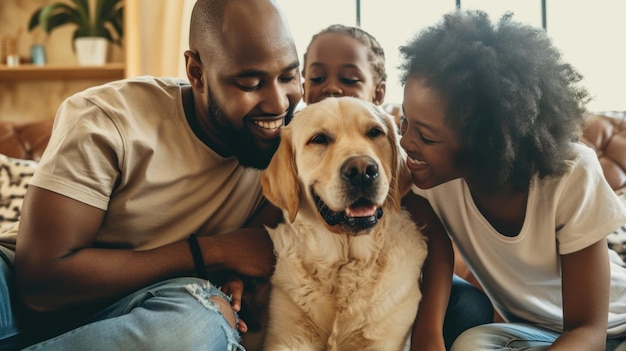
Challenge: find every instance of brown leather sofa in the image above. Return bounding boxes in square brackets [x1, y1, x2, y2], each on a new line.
[581, 114, 626, 191]
[0, 120, 54, 161]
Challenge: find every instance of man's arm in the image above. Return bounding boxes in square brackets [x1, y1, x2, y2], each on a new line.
[402, 192, 453, 351]
[15, 185, 275, 313]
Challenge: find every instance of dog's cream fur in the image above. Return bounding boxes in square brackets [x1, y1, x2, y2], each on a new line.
[261, 97, 428, 351]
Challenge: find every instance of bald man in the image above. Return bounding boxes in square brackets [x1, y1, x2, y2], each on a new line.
[0, 0, 301, 349]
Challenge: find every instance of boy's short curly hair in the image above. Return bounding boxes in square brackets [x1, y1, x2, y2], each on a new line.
[399, 10, 590, 192]
[303, 24, 387, 85]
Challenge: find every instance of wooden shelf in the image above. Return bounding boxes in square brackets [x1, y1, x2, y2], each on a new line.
[0, 63, 125, 81]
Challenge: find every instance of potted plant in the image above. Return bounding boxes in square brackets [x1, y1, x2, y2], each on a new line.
[28, 0, 124, 66]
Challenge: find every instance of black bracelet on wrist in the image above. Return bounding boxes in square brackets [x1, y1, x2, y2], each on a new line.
[188, 233, 209, 280]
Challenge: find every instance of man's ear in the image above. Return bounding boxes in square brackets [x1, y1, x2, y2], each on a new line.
[184, 50, 204, 91]
[373, 81, 386, 106]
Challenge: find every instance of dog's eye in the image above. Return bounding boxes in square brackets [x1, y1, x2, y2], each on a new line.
[367, 127, 384, 138]
[310, 134, 331, 145]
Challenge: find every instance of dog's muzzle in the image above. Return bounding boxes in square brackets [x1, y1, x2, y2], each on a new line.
[314, 194, 383, 234]
[313, 156, 385, 234]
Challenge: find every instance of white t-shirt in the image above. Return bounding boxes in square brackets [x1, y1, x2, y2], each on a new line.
[23, 76, 265, 250]
[413, 142, 626, 336]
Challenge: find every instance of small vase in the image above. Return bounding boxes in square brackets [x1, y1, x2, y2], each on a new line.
[30, 44, 46, 66]
[74, 37, 107, 66]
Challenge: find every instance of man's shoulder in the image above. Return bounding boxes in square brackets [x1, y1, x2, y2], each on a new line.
[55, 76, 190, 133]
[65, 76, 189, 119]
[78, 76, 189, 98]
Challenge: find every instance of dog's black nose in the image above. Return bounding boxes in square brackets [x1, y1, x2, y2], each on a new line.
[341, 156, 379, 186]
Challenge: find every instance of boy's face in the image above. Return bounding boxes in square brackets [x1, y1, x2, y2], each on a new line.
[303, 32, 384, 105]
[400, 77, 466, 189]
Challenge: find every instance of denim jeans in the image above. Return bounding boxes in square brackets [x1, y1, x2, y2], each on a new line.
[451, 322, 626, 351]
[0, 246, 18, 342]
[0, 246, 244, 351]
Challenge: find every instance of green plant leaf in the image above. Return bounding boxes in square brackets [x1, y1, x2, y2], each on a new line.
[39, 4, 82, 34]
[47, 13, 80, 33]
[69, 0, 91, 25]
[27, 8, 43, 32]
[28, 0, 123, 44]
[94, 0, 105, 29]
[109, 7, 124, 44]
[96, 0, 118, 25]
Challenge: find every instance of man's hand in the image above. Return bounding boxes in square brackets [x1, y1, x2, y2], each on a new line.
[202, 229, 276, 278]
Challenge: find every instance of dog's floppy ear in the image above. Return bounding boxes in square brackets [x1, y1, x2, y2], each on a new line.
[381, 110, 412, 210]
[396, 147, 413, 197]
[261, 127, 300, 223]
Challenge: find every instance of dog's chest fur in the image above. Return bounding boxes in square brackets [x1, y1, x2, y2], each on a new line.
[266, 209, 427, 350]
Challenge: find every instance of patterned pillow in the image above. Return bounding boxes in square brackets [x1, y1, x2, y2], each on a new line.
[607, 186, 626, 262]
[0, 154, 38, 233]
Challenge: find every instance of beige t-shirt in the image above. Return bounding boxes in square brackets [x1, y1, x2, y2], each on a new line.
[5, 76, 265, 250]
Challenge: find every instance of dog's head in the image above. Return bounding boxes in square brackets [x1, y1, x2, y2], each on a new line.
[261, 97, 411, 236]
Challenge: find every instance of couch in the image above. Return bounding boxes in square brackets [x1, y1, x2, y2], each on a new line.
[0, 120, 54, 237]
[580, 113, 626, 191]
[0, 120, 54, 161]
[0, 112, 624, 326]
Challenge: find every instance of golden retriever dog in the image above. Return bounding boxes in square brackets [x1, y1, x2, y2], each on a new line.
[261, 97, 428, 351]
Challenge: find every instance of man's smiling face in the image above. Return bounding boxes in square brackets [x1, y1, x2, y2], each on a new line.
[193, 0, 303, 169]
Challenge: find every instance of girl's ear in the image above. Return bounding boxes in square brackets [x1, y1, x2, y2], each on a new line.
[373, 81, 386, 106]
[184, 50, 204, 92]
[302, 80, 309, 104]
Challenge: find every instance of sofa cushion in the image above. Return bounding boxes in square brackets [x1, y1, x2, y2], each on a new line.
[0, 154, 38, 234]
[0, 120, 54, 161]
[580, 114, 626, 191]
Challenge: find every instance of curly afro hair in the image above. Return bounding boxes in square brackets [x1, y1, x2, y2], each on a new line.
[399, 10, 590, 193]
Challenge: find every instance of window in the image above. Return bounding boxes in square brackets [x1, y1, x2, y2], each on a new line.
[277, 0, 625, 112]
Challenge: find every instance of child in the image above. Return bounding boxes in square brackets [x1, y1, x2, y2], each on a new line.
[302, 24, 494, 350]
[399, 10, 626, 350]
[301, 24, 386, 106]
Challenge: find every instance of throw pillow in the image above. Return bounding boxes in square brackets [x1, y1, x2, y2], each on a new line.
[0, 154, 38, 233]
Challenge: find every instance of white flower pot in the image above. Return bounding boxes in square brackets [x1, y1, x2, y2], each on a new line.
[74, 37, 108, 66]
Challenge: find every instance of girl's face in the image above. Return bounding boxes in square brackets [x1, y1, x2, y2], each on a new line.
[400, 77, 467, 189]
[303, 32, 384, 105]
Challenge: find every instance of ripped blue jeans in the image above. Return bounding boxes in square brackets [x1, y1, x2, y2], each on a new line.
[451, 322, 626, 351]
[0, 248, 243, 351]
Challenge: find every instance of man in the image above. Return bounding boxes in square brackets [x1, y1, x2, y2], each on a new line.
[0, 0, 301, 349]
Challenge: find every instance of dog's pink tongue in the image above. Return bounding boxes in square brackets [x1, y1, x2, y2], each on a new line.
[346, 205, 378, 217]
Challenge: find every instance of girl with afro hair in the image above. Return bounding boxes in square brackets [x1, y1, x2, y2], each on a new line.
[399, 10, 626, 350]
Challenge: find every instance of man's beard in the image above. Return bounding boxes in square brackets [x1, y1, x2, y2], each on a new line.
[207, 89, 284, 170]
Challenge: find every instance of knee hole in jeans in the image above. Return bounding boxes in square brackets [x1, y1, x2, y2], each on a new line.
[210, 295, 237, 330]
